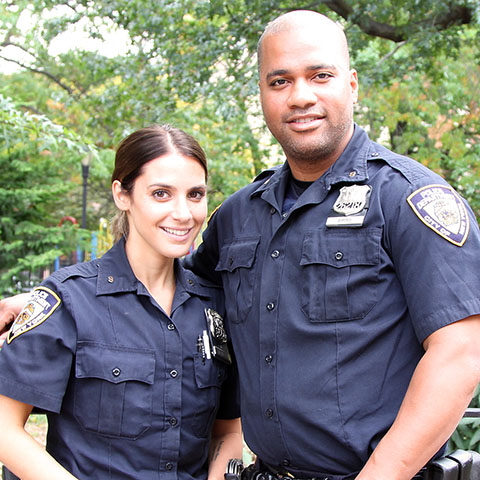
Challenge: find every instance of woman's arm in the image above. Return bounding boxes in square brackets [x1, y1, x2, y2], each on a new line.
[0, 394, 78, 480]
[208, 418, 243, 480]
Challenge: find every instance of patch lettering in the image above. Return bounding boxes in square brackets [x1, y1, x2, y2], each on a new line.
[7, 286, 61, 343]
[407, 184, 469, 246]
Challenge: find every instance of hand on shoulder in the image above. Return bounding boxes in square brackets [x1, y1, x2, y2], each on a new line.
[0, 293, 31, 347]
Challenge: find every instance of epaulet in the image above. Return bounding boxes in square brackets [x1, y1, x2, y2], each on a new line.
[253, 166, 281, 183]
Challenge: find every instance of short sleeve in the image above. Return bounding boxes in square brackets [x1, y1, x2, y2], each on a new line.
[0, 279, 77, 412]
[387, 181, 480, 342]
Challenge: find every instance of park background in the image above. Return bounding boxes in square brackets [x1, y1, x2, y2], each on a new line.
[0, 0, 479, 455]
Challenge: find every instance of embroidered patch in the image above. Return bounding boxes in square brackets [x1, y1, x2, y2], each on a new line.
[407, 184, 469, 246]
[7, 287, 61, 344]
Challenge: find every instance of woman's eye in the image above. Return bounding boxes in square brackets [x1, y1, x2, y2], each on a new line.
[189, 190, 206, 200]
[153, 190, 168, 199]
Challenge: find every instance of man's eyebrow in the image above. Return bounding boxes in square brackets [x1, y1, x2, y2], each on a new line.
[265, 69, 289, 82]
[265, 64, 338, 81]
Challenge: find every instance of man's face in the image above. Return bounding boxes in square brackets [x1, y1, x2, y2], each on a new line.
[259, 25, 358, 171]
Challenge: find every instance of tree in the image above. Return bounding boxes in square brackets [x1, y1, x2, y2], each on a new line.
[0, 94, 91, 294]
[0, 0, 479, 453]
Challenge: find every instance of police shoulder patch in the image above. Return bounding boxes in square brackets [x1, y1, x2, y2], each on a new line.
[7, 286, 61, 344]
[407, 184, 470, 247]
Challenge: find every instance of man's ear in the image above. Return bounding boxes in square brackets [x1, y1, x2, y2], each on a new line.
[112, 180, 130, 211]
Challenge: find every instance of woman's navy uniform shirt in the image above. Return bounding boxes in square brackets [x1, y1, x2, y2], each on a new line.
[188, 126, 480, 477]
[0, 240, 240, 480]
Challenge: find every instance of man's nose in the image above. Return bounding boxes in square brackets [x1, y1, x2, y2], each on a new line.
[287, 80, 317, 109]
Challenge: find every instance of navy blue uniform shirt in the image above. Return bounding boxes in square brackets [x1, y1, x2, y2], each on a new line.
[187, 126, 480, 477]
[0, 240, 240, 480]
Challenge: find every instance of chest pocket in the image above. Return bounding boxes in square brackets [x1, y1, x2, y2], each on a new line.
[191, 355, 227, 437]
[216, 236, 260, 323]
[74, 342, 155, 439]
[300, 227, 381, 322]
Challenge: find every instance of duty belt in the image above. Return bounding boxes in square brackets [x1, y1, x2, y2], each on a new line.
[237, 460, 356, 480]
[225, 450, 480, 480]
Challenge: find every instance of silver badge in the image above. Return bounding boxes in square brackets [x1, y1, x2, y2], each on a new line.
[327, 185, 372, 227]
[203, 308, 231, 365]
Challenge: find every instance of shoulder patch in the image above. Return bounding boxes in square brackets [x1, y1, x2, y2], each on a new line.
[407, 184, 469, 246]
[7, 287, 61, 344]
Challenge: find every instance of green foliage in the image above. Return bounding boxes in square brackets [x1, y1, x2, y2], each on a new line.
[449, 386, 480, 452]
[0, 95, 90, 294]
[0, 0, 479, 456]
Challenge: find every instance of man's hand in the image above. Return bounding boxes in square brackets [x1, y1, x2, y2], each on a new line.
[0, 293, 31, 347]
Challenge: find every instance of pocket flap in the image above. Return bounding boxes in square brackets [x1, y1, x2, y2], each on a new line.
[216, 237, 261, 272]
[76, 342, 155, 385]
[300, 228, 381, 267]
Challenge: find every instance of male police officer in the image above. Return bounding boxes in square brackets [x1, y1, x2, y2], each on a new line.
[1, 9, 480, 480]
[186, 10, 480, 480]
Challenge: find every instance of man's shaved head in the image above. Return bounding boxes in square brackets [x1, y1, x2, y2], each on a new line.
[257, 10, 350, 72]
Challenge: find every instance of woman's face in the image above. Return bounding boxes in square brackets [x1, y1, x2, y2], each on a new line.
[114, 153, 207, 261]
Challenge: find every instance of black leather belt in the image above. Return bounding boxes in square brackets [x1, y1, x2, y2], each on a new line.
[246, 460, 357, 480]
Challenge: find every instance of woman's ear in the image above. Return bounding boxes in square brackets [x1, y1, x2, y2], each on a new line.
[112, 180, 130, 211]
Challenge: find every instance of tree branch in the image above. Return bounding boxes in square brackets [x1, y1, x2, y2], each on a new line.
[319, 0, 474, 42]
[0, 55, 74, 95]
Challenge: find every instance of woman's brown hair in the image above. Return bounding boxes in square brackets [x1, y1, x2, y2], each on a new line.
[111, 124, 208, 241]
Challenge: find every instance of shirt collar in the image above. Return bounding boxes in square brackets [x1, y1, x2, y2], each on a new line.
[96, 239, 215, 300]
[251, 125, 372, 207]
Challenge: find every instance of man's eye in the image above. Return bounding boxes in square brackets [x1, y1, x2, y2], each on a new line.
[271, 78, 287, 87]
[315, 72, 332, 80]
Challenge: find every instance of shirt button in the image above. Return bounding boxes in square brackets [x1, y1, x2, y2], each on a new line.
[112, 367, 121, 377]
[165, 463, 174, 471]
[266, 408, 274, 418]
[282, 212, 288, 218]
[107, 276, 114, 283]
[335, 251, 344, 261]
[265, 355, 273, 364]
[271, 250, 280, 259]
[266, 302, 275, 311]
[270, 207, 275, 215]
[349, 171, 357, 178]
[169, 417, 178, 427]
[167, 323, 175, 330]
[170, 369, 178, 378]
[187, 278, 195, 286]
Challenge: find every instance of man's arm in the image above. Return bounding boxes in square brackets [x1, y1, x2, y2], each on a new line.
[357, 314, 480, 480]
[0, 293, 31, 347]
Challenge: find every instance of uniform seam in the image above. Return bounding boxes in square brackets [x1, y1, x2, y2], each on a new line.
[416, 297, 480, 342]
[0, 375, 63, 407]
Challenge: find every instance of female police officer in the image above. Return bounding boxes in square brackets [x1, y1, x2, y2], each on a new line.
[0, 125, 242, 480]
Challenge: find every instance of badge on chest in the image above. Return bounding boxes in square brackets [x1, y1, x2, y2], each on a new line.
[326, 184, 372, 228]
[197, 308, 232, 365]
